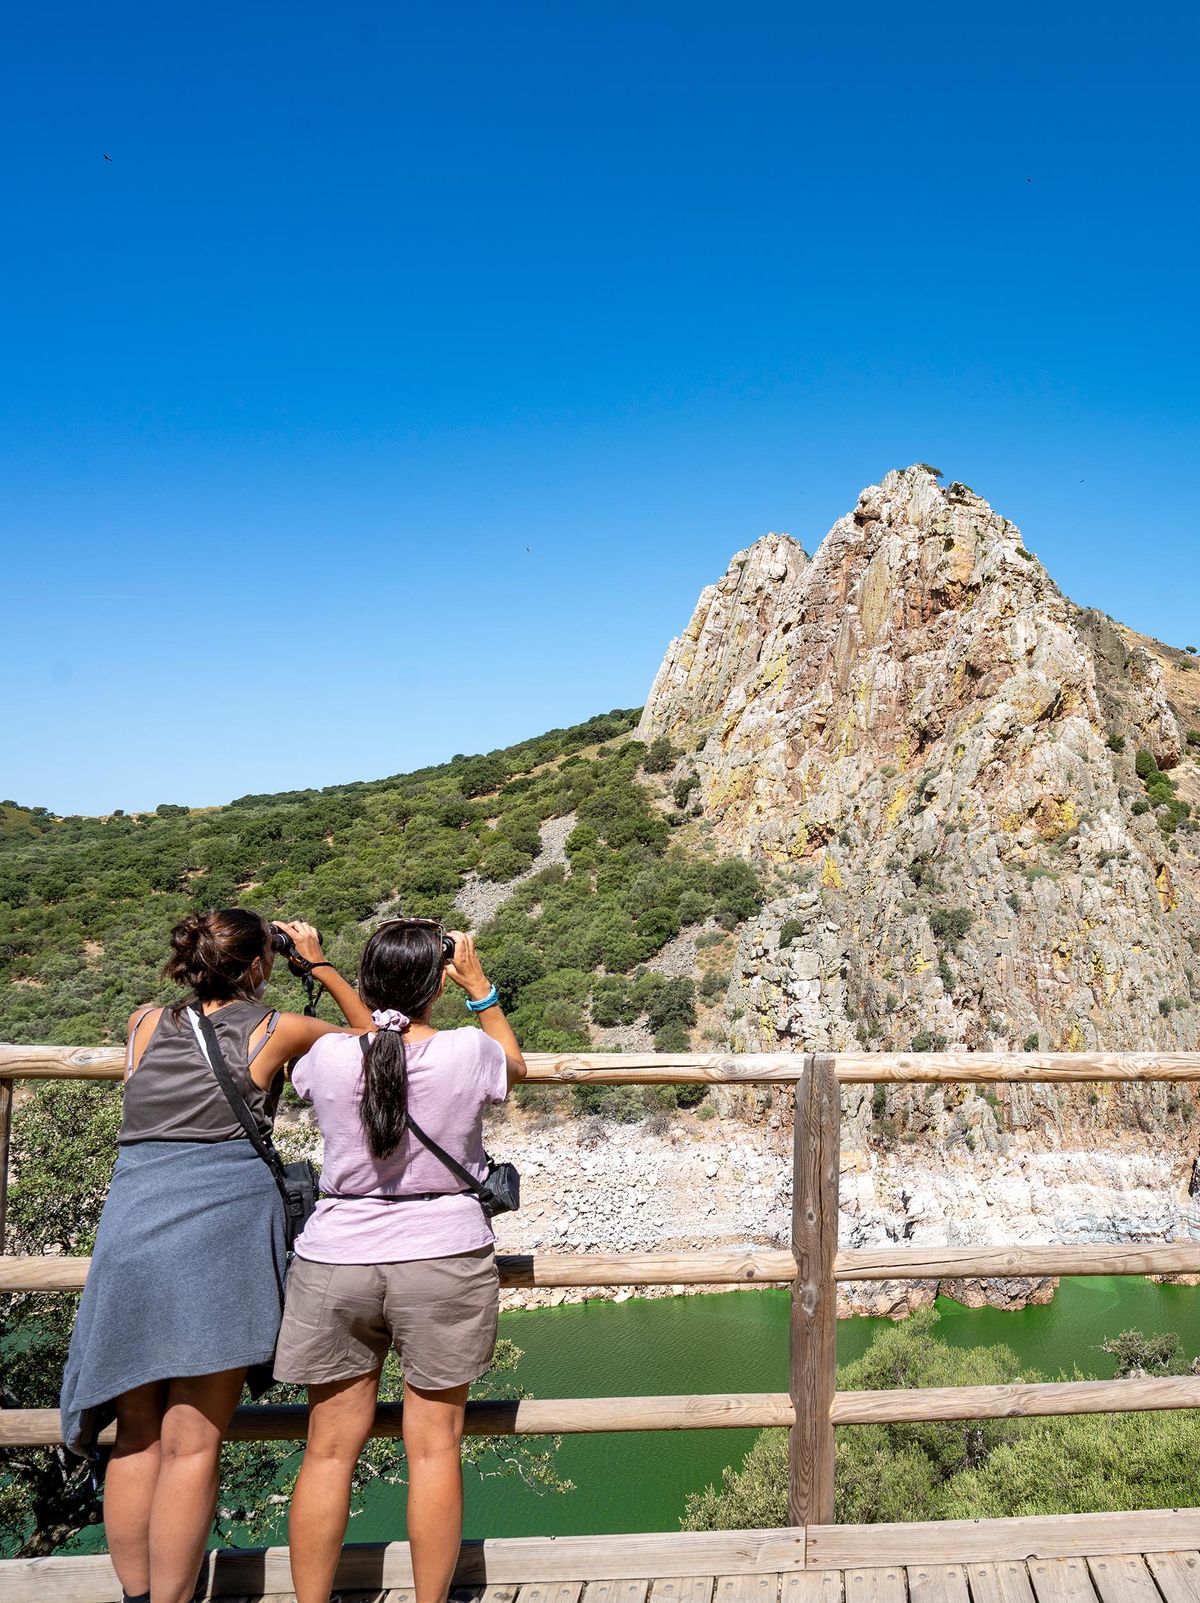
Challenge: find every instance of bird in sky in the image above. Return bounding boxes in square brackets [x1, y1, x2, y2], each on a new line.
[103, 153, 112, 161]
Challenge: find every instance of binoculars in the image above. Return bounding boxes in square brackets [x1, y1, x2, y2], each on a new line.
[269, 923, 322, 973]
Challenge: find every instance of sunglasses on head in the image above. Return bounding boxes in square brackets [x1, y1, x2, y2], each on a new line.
[377, 917, 456, 965]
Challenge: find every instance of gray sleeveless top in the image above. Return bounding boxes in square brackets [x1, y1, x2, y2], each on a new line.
[118, 1000, 282, 1145]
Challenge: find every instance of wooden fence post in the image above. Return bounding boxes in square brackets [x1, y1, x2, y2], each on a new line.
[0, 1077, 12, 1252]
[788, 1052, 839, 1527]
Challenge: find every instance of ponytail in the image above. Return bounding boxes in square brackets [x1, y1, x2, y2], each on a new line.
[356, 919, 449, 1161]
[360, 1030, 410, 1160]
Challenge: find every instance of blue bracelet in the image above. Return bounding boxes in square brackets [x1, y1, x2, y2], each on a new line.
[466, 984, 500, 1013]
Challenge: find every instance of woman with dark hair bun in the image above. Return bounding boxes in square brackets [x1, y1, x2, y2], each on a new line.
[60, 908, 372, 1603]
[273, 919, 526, 1603]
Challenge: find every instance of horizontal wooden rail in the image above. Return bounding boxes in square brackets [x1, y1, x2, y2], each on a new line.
[5, 1045, 1200, 1082]
[831, 1373, 1200, 1423]
[5, 1240, 1200, 1294]
[0, 1393, 795, 1448]
[6, 1373, 1199, 1449]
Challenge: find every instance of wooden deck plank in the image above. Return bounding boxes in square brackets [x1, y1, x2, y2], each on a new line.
[1085, 1556, 1162, 1603]
[843, 1570, 907, 1603]
[966, 1563, 1037, 1603]
[1143, 1553, 1200, 1603]
[582, 1583, 649, 1603]
[781, 1575, 843, 1603]
[516, 1585, 584, 1603]
[649, 1581, 715, 1603]
[713, 1579, 781, 1603]
[806, 1510, 1200, 1568]
[906, 1566, 968, 1603]
[0, 1532, 805, 1603]
[1028, 1559, 1101, 1603]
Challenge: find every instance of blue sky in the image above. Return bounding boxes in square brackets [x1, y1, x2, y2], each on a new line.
[4, 2, 1198, 815]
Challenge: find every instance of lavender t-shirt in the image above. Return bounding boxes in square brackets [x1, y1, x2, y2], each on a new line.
[291, 1027, 508, 1264]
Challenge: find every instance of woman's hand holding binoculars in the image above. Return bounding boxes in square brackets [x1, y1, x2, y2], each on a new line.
[273, 920, 326, 971]
[444, 931, 492, 1003]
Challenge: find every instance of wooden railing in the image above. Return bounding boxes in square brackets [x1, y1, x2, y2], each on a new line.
[2, 1044, 1200, 1592]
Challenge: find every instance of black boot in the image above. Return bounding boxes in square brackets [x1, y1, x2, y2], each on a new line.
[122, 1592, 150, 1603]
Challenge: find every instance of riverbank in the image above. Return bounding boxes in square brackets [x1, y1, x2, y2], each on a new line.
[274, 1093, 1200, 1316]
[483, 1100, 1200, 1316]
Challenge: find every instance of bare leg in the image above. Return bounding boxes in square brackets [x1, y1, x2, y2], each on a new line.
[289, 1368, 382, 1603]
[105, 1380, 168, 1598]
[402, 1382, 470, 1603]
[147, 1368, 246, 1603]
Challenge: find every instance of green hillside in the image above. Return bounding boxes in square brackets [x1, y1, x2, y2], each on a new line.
[0, 710, 764, 1070]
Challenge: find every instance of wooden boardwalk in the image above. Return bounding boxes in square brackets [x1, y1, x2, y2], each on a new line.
[203, 1554, 1200, 1603]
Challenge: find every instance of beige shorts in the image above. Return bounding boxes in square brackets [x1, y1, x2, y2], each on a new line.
[274, 1246, 499, 1390]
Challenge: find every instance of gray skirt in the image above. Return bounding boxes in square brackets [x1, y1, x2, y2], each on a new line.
[60, 1138, 288, 1460]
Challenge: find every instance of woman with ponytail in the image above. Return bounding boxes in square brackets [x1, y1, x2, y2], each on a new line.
[273, 919, 526, 1603]
[60, 908, 372, 1603]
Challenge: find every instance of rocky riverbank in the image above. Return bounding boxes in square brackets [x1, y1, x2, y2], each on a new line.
[485, 1100, 1200, 1316]
[276, 1096, 1200, 1319]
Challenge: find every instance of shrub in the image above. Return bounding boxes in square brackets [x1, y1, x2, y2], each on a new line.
[645, 977, 696, 1034]
[642, 737, 677, 774]
[910, 1030, 947, 1052]
[478, 842, 533, 882]
[681, 1309, 1031, 1529]
[779, 919, 805, 949]
[929, 907, 974, 949]
[1023, 1032, 1040, 1051]
[456, 755, 509, 797]
[1106, 733, 1126, 753]
[570, 1084, 645, 1122]
[709, 858, 764, 927]
[673, 772, 700, 809]
[654, 1019, 692, 1051]
[590, 975, 638, 1027]
[699, 967, 730, 1002]
[486, 941, 546, 1009]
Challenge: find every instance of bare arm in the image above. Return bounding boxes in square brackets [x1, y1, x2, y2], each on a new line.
[277, 921, 373, 1031]
[445, 930, 527, 1086]
[248, 922, 372, 1086]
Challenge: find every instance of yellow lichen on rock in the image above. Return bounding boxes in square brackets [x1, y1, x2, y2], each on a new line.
[883, 785, 910, 830]
[820, 853, 842, 889]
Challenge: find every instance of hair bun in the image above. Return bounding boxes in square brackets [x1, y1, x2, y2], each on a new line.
[163, 908, 269, 1004]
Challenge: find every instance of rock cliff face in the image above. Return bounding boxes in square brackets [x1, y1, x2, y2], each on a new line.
[641, 466, 1200, 1064]
[636, 466, 1200, 1309]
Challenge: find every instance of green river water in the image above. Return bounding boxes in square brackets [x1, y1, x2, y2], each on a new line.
[56, 1275, 1199, 1557]
[342, 1276, 1200, 1541]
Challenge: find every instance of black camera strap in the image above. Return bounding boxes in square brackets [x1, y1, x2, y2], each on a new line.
[187, 1005, 290, 1203]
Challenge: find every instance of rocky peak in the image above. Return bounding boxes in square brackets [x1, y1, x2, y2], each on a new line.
[643, 465, 1200, 1059]
[638, 531, 808, 749]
